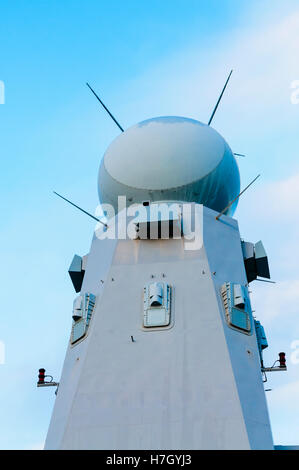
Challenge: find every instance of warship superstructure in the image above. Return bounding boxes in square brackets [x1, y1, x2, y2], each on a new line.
[42, 79, 287, 449]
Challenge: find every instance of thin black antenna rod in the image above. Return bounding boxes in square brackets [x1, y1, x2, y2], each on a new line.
[208, 69, 233, 126]
[234, 153, 246, 158]
[53, 191, 108, 228]
[215, 174, 260, 220]
[86, 82, 124, 132]
[255, 279, 276, 284]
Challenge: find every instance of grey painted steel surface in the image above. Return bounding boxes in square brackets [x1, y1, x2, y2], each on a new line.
[98, 117, 240, 216]
[45, 205, 273, 450]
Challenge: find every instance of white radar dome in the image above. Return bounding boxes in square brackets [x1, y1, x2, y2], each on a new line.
[98, 116, 240, 215]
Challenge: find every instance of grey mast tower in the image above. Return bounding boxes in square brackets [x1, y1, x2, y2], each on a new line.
[44, 80, 278, 450]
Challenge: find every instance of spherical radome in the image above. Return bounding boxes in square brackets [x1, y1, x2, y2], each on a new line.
[98, 116, 240, 215]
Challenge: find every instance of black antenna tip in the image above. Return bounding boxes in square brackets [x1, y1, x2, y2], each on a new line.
[208, 69, 234, 126]
[86, 82, 124, 132]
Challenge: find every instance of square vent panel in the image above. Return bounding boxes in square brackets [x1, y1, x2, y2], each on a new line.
[221, 283, 251, 333]
[143, 282, 171, 328]
[71, 293, 96, 344]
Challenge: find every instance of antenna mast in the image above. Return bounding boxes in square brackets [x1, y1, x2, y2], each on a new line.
[53, 191, 108, 228]
[215, 174, 260, 220]
[86, 82, 124, 132]
[208, 70, 233, 126]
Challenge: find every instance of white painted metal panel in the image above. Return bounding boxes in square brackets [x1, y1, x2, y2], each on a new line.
[45, 205, 273, 450]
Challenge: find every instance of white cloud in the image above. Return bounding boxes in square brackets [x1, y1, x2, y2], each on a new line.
[266, 380, 299, 445]
[251, 280, 299, 323]
[125, 8, 299, 129]
[238, 172, 299, 222]
[269, 380, 299, 410]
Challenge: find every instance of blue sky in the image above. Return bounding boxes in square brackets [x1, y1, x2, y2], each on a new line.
[1, 0, 299, 449]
